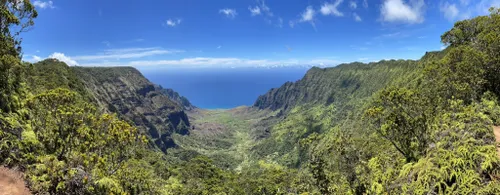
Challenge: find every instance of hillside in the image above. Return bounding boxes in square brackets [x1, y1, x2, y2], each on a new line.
[1, 1, 500, 194]
[254, 61, 416, 111]
[72, 66, 191, 151]
[174, 60, 420, 169]
[160, 87, 196, 111]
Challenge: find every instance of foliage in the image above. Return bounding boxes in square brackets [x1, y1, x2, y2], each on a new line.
[2, 1, 500, 194]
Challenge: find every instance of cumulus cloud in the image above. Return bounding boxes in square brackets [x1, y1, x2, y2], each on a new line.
[440, 2, 459, 21]
[164, 19, 182, 27]
[219, 8, 238, 18]
[380, 0, 425, 24]
[33, 0, 54, 9]
[49, 53, 79, 66]
[320, 0, 344, 16]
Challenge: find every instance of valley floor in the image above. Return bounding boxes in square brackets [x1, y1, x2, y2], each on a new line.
[172, 107, 275, 169]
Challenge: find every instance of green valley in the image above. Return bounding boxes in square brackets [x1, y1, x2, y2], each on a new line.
[1, 1, 500, 194]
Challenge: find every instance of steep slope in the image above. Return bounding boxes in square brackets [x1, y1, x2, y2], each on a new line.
[172, 60, 422, 169]
[160, 88, 195, 111]
[72, 66, 190, 151]
[254, 60, 418, 112]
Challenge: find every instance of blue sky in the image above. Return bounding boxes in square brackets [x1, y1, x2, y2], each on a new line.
[21, 0, 500, 69]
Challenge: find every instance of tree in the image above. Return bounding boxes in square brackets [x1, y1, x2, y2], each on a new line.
[0, 0, 37, 113]
[365, 87, 429, 162]
[25, 88, 148, 194]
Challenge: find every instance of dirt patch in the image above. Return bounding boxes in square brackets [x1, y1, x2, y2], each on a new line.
[494, 126, 500, 158]
[0, 167, 31, 195]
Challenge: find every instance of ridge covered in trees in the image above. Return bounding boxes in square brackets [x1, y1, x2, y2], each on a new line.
[0, 1, 500, 194]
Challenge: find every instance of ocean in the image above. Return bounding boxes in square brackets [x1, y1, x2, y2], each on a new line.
[141, 67, 309, 109]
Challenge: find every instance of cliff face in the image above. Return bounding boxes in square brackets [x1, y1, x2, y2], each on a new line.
[72, 67, 190, 152]
[253, 60, 419, 112]
[160, 88, 195, 111]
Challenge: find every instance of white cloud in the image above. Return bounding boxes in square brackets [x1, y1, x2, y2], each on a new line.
[350, 1, 358, 9]
[353, 13, 362, 21]
[32, 55, 42, 62]
[164, 19, 182, 27]
[73, 47, 183, 61]
[380, 0, 425, 24]
[33, 0, 54, 9]
[248, 6, 261, 16]
[49, 53, 79, 66]
[298, 6, 317, 29]
[320, 0, 344, 16]
[440, 2, 459, 21]
[78, 57, 342, 68]
[363, 0, 369, 8]
[248, 0, 274, 16]
[261, 0, 273, 16]
[301, 6, 316, 22]
[217, 45, 222, 49]
[289, 20, 296, 28]
[27, 47, 185, 67]
[249, 0, 278, 26]
[219, 8, 238, 18]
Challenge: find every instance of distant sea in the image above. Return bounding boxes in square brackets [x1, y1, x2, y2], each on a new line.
[141, 67, 309, 109]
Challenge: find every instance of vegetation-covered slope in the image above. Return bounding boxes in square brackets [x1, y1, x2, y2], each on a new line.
[160, 87, 195, 111]
[25, 58, 192, 152]
[1, 1, 500, 194]
[254, 60, 417, 112]
[72, 66, 191, 151]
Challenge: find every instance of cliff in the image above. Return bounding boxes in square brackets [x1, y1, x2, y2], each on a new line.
[72, 66, 190, 151]
[253, 60, 419, 112]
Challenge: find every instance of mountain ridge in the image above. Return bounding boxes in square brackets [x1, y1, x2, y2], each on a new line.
[72, 66, 192, 151]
